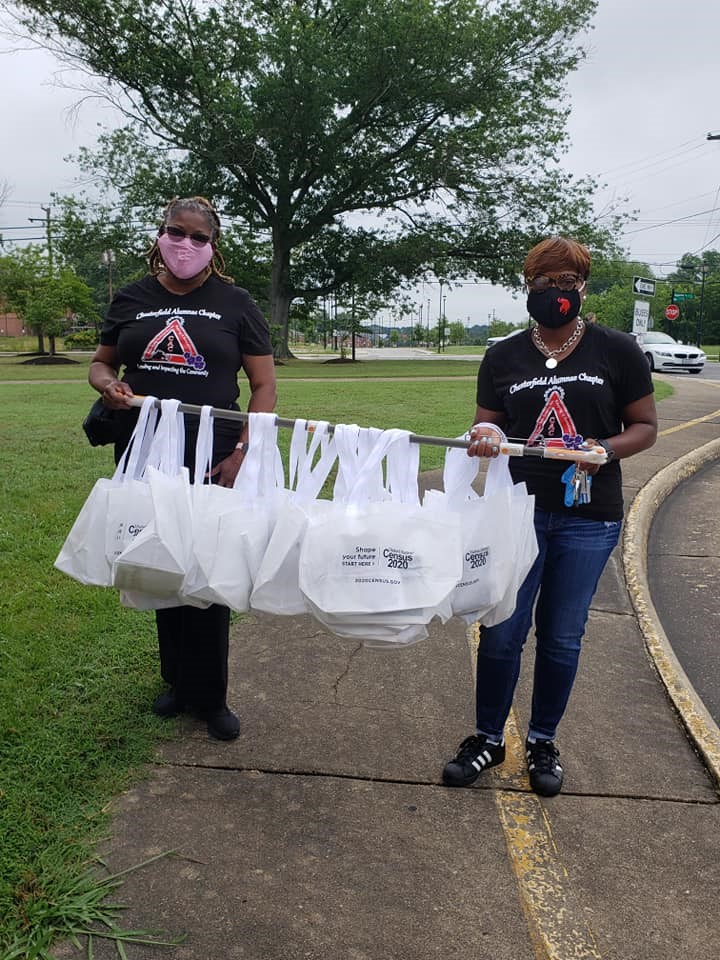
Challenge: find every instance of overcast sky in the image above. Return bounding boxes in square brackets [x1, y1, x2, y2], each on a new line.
[1, 0, 719, 327]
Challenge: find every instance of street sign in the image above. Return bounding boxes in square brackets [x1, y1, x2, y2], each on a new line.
[633, 299, 650, 334]
[665, 304, 680, 321]
[672, 292, 695, 302]
[632, 276, 656, 297]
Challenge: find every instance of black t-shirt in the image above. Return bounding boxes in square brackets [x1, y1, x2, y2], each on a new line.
[100, 273, 272, 464]
[475, 323, 654, 520]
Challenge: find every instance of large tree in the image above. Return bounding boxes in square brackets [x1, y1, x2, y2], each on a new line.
[8, 0, 616, 356]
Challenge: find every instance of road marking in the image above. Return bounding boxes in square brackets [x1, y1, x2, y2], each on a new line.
[496, 791, 602, 960]
[466, 625, 602, 959]
[658, 406, 720, 437]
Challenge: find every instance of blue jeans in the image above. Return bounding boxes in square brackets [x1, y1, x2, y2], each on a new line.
[475, 510, 622, 742]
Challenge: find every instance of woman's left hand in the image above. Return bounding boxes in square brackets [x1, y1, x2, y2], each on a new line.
[209, 448, 245, 487]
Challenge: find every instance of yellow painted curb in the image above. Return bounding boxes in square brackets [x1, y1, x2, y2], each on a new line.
[623, 436, 720, 789]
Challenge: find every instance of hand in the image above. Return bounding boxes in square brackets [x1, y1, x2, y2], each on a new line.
[209, 448, 245, 488]
[102, 379, 134, 410]
[578, 438, 601, 476]
[467, 424, 504, 459]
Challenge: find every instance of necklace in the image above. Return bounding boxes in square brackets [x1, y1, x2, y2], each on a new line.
[532, 320, 584, 369]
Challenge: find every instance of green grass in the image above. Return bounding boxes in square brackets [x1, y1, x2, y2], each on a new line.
[0, 371, 673, 956]
[0, 353, 481, 382]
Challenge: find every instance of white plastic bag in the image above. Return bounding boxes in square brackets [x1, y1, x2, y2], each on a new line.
[250, 419, 338, 615]
[182, 410, 284, 611]
[298, 429, 462, 645]
[424, 432, 518, 623]
[480, 479, 538, 627]
[54, 396, 159, 586]
[112, 400, 193, 598]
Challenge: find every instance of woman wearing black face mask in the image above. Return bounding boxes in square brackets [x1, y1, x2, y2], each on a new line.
[442, 237, 658, 798]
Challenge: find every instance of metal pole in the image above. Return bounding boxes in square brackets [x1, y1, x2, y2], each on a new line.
[126, 396, 607, 464]
[698, 266, 707, 347]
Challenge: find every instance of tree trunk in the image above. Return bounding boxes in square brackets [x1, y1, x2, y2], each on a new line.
[35, 330, 46, 354]
[269, 242, 292, 360]
[49, 335, 57, 356]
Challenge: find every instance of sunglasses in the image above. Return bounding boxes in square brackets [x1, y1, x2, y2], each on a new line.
[162, 224, 213, 247]
[526, 273, 585, 292]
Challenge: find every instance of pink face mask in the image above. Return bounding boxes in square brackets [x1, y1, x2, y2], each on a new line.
[157, 232, 214, 280]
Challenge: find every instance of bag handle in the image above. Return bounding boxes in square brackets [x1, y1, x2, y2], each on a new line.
[193, 405, 214, 486]
[346, 428, 411, 507]
[233, 411, 285, 498]
[112, 395, 159, 483]
[332, 423, 361, 502]
[144, 399, 184, 476]
[441, 422, 511, 503]
[385, 432, 420, 505]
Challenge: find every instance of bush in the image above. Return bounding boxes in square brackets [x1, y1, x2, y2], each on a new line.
[63, 330, 99, 350]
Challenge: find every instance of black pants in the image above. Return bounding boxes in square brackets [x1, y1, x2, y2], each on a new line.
[156, 604, 231, 711]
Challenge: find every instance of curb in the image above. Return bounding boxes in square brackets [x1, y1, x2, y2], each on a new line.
[623, 437, 720, 790]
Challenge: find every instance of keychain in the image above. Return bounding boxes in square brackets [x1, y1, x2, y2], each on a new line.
[561, 463, 592, 507]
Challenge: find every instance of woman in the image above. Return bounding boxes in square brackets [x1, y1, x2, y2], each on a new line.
[89, 196, 277, 741]
[443, 237, 657, 796]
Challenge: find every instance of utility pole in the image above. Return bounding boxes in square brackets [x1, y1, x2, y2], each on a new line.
[28, 205, 53, 275]
[437, 279, 444, 353]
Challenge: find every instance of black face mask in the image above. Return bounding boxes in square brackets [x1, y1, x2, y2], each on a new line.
[526, 288, 582, 329]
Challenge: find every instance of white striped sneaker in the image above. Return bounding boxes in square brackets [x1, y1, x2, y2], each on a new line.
[442, 734, 506, 787]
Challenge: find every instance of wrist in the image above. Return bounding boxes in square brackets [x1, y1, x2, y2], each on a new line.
[234, 441, 249, 455]
[599, 438, 616, 463]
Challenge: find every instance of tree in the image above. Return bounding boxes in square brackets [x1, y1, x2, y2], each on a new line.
[412, 321, 428, 347]
[448, 321, 466, 345]
[8, 0, 617, 358]
[0, 246, 97, 353]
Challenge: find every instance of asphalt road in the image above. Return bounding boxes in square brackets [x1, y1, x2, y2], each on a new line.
[648, 458, 720, 725]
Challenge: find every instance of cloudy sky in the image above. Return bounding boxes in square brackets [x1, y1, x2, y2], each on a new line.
[1, 0, 719, 327]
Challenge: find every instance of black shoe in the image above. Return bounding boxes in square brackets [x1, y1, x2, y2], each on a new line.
[206, 706, 240, 741]
[152, 689, 184, 718]
[526, 738, 563, 797]
[442, 734, 506, 787]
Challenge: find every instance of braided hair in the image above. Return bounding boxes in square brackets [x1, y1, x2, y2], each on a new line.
[147, 196, 234, 283]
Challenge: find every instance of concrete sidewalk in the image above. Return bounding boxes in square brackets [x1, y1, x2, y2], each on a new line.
[53, 376, 720, 960]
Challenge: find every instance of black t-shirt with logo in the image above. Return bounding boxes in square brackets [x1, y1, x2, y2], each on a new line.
[475, 323, 654, 521]
[100, 273, 272, 463]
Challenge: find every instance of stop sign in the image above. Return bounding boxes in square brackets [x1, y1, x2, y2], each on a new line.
[665, 304, 680, 321]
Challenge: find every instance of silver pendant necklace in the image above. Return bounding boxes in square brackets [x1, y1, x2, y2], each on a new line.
[532, 320, 584, 369]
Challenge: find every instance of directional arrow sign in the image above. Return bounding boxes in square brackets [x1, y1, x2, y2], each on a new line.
[633, 276, 656, 297]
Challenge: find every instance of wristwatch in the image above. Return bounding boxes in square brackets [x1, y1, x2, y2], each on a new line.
[599, 439, 616, 463]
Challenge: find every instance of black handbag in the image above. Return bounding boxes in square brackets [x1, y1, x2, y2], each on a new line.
[82, 397, 120, 447]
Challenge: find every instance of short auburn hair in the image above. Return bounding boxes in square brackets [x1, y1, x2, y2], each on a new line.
[523, 237, 591, 282]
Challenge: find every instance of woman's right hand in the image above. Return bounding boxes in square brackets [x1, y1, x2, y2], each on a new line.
[467, 423, 504, 459]
[102, 379, 134, 409]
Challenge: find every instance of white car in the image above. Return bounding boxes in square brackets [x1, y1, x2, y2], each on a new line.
[486, 328, 526, 348]
[633, 331, 705, 374]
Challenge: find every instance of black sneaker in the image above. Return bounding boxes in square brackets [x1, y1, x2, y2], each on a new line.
[206, 706, 240, 741]
[152, 689, 184, 718]
[442, 734, 506, 787]
[526, 739, 563, 797]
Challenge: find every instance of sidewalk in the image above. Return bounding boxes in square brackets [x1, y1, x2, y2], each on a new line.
[53, 377, 720, 960]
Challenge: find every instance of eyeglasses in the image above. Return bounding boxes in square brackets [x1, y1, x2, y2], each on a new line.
[162, 224, 212, 247]
[526, 273, 585, 292]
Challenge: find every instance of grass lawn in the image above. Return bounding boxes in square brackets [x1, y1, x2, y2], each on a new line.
[0, 352, 481, 382]
[0, 371, 673, 956]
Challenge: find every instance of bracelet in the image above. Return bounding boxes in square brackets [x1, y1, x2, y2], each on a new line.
[235, 441, 249, 454]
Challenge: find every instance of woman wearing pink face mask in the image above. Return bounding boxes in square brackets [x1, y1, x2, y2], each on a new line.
[89, 196, 277, 741]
